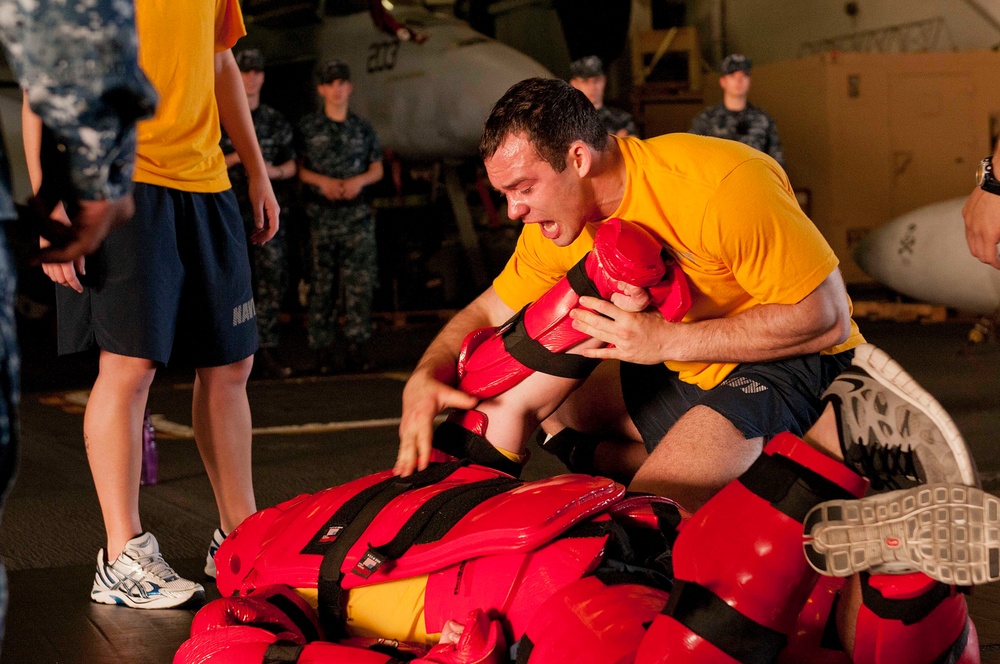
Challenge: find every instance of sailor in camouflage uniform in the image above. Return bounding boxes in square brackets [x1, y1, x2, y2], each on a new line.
[222, 49, 297, 378]
[569, 55, 638, 138]
[297, 60, 384, 373]
[0, 0, 156, 643]
[689, 53, 785, 167]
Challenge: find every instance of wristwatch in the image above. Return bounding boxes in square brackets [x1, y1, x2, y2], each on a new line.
[976, 157, 1000, 195]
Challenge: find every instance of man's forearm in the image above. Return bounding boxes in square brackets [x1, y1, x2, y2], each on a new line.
[298, 166, 327, 188]
[414, 288, 514, 383]
[663, 270, 851, 364]
[354, 161, 384, 187]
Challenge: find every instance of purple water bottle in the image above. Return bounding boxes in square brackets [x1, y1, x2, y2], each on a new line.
[140, 407, 159, 486]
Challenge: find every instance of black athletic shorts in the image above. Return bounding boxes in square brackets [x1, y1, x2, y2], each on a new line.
[621, 350, 855, 452]
[56, 183, 257, 367]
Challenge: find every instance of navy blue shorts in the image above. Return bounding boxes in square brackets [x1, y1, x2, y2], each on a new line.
[56, 183, 257, 367]
[621, 351, 855, 452]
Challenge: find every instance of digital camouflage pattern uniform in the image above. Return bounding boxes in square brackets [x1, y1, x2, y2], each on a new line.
[297, 110, 382, 351]
[221, 105, 296, 349]
[689, 103, 785, 167]
[0, 0, 157, 642]
[597, 105, 638, 137]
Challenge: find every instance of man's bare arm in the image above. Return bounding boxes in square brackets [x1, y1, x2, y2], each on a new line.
[963, 145, 1000, 269]
[395, 287, 515, 476]
[573, 269, 852, 364]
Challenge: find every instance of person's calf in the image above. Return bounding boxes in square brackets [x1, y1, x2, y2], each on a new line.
[815, 343, 978, 492]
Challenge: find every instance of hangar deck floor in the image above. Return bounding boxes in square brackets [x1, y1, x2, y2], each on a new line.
[1, 319, 999, 663]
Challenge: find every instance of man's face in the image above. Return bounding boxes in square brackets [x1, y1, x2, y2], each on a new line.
[241, 70, 264, 97]
[720, 71, 751, 97]
[318, 79, 352, 105]
[485, 133, 590, 247]
[569, 74, 606, 108]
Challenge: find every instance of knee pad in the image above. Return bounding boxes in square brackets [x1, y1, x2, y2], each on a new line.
[636, 433, 868, 664]
[849, 572, 980, 664]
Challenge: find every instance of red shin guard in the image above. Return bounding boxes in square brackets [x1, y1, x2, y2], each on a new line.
[779, 576, 851, 664]
[636, 434, 867, 663]
[516, 577, 669, 664]
[456, 218, 689, 399]
[849, 572, 980, 664]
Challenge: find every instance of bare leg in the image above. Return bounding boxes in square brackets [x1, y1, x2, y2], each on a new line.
[469, 337, 608, 455]
[193, 357, 256, 534]
[538, 360, 648, 481]
[836, 574, 862, 655]
[628, 405, 763, 512]
[84, 351, 157, 559]
[802, 402, 844, 462]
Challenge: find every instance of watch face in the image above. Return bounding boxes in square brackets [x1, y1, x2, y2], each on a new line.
[978, 158, 993, 186]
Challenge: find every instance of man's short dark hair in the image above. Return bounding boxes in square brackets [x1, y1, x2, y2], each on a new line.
[479, 78, 609, 172]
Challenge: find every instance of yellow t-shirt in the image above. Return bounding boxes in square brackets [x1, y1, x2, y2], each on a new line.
[493, 134, 863, 390]
[133, 0, 246, 192]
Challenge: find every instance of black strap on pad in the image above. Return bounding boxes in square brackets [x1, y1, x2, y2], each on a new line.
[432, 420, 523, 478]
[739, 450, 855, 523]
[663, 578, 787, 664]
[500, 255, 602, 380]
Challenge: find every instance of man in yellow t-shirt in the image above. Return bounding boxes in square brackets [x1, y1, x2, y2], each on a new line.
[395, 77, 865, 512]
[35, 0, 279, 609]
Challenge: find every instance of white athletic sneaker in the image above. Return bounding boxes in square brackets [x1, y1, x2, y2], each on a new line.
[804, 483, 1000, 586]
[821, 343, 979, 491]
[204, 528, 225, 579]
[91, 532, 205, 609]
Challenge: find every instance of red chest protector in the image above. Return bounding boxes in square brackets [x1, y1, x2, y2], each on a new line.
[215, 461, 625, 639]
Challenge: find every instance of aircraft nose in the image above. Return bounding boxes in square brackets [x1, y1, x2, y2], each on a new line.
[852, 233, 879, 277]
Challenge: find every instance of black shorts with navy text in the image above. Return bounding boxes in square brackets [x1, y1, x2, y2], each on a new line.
[56, 183, 257, 367]
[621, 351, 855, 452]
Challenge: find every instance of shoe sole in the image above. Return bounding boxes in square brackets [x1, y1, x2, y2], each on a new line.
[803, 483, 1000, 586]
[851, 344, 979, 487]
[91, 586, 205, 609]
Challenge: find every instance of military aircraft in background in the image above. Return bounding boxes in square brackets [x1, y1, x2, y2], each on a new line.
[240, 1, 551, 160]
[853, 197, 1000, 339]
[236, 0, 553, 289]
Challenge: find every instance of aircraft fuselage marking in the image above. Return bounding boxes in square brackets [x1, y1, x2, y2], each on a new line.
[367, 40, 400, 74]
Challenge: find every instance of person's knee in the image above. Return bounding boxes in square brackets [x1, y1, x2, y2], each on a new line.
[199, 356, 253, 387]
[97, 353, 157, 393]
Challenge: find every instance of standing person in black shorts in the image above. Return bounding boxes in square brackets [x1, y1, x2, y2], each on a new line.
[27, 0, 279, 609]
